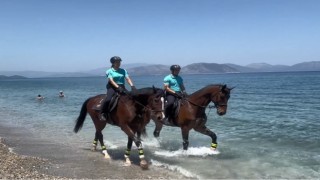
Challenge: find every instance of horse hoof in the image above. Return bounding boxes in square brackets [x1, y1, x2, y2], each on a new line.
[153, 131, 160, 138]
[140, 159, 148, 170]
[104, 154, 111, 159]
[210, 148, 220, 154]
[210, 147, 217, 151]
[123, 158, 132, 166]
[102, 150, 111, 159]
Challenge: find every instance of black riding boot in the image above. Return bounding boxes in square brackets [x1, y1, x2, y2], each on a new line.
[100, 100, 110, 121]
[162, 108, 171, 125]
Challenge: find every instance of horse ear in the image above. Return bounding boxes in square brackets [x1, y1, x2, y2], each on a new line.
[221, 84, 227, 90]
[152, 85, 156, 93]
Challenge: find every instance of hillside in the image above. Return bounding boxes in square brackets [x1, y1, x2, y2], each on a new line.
[1, 61, 319, 78]
[0, 75, 27, 79]
[182, 63, 238, 74]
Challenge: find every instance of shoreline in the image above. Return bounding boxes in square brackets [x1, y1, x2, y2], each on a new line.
[0, 123, 188, 179]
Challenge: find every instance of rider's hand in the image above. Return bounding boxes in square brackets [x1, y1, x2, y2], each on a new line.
[131, 85, 137, 91]
[182, 90, 188, 97]
[116, 86, 125, 94]
[131, 85, 138, 95]
[175, 93, 183, 99]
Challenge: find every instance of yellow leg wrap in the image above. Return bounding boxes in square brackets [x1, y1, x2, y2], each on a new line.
[138, 149, 145, 159]
[125, 149, 131, 156]
[211, 143, 217, 148]
[101, 145, 106, 150]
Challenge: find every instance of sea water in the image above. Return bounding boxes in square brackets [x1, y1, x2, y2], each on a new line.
[0, 72, 319, 179]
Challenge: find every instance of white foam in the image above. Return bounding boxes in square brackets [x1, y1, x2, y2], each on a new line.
[103, 140, 119, 149]
[154, 146, 220, 157]
[142, 137, 161, 148]
[151, 159, 200, 179]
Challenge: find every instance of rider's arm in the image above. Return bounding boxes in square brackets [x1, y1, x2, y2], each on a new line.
[108, 78, 120, 88]
[180, 83, 186, 92]
[125, 76, 134, 87]
[164, 84, 176, 94]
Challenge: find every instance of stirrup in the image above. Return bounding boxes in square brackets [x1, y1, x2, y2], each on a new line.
[100, 113, 107, 121]
[161, 117, 170, 125]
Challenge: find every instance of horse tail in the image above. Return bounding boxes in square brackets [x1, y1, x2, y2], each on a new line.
[74, 98, 90, 133]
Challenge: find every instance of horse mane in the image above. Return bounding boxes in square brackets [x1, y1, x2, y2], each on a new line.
[133, 87, 155, 95]
[190, 84, 225, 96]
[129, 87, 163, 104]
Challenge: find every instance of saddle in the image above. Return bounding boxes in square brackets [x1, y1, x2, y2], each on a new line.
[164, 98, 181, 126]
[93, 94, 120, 113]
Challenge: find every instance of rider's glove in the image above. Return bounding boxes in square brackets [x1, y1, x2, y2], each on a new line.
[131, 85, 138, 95]
[116, 86, 125, 94]
[175, 92, 183, 99]
[182, 90, 188, 97]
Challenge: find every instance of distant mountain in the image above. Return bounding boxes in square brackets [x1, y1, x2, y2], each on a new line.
[0, 75, 27, 79]
[245, 63, 290, 72]
[224, 63, 256, 72]
[182, 63, 238, 74]
[290, 61, 320, 71]
[83, 63, 152, 76]
[128, 64, 169, 76]
[1, 61, 319, 78]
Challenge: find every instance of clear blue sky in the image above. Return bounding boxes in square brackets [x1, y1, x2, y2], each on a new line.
[1, 0, 320, 72]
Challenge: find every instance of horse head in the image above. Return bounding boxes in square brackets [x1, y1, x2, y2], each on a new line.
[132, 86, 164, 121]
[149, 86, 165, 121]
[210, 84, 232, 116]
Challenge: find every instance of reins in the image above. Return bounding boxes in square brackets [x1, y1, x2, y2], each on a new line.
[134, 99, 163, 112]
[122, 91, 163, 113]
[183, 90, 223, 109]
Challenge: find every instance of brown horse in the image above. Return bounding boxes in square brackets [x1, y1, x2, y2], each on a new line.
[74, 87, 164, 169]
[153, 84, 232, 151]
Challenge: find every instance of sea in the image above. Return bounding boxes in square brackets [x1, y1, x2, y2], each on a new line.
[0, 71, 319, 179]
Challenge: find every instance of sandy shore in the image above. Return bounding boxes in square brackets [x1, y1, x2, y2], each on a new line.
[0, 123, 188, 179]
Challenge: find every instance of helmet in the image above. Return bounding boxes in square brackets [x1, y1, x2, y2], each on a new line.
[170, 65, 181, 71]
[110, 56, 122, 64]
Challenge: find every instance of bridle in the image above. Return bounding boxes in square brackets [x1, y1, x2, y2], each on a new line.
[183, 89, 229, 110]
[128, 92, 164, 113]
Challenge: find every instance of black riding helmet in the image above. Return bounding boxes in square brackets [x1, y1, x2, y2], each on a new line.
[170, 65, 181, 71]
[110, 56, 122, 64]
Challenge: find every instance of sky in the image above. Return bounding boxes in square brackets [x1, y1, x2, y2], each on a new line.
[1, 0, 320, 72]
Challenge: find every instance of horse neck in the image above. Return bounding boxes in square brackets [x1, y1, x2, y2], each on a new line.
[188, 91, 211, 107]
[134, 94, 149, 105]
[188, 86, 220, 107]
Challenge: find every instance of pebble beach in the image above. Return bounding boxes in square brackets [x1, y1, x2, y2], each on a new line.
[0, 123, 187, 179]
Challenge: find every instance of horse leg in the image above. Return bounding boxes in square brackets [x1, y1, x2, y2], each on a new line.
[120, 125, 148, 169]
[136, 132, 148, 170]
[96, 131, 110, 159]
[194, 125, 218, 150]
[153, 119, 163, 137]
[91, 132, 98, 151]
[123, 136, 133, 166]
[181, 127, 190, 150]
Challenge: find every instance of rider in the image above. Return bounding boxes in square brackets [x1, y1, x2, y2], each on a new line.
[100, 56, 136, 121]
[162, 64, 187, 124]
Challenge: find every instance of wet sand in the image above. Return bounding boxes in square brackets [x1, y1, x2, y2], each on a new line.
[0, 123, 188, 179]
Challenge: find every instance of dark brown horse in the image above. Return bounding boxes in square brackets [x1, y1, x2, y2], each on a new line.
[153, 84, 232, 151]
[74, 87, 164, 169]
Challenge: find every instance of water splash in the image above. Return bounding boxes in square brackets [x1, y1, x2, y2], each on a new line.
[154, 146, 220, 157]
[151, 159, 200, 179]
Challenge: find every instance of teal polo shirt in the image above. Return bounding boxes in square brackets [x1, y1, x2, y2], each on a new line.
[106, 67, 128, 85]
[164, 74, 183, 92]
